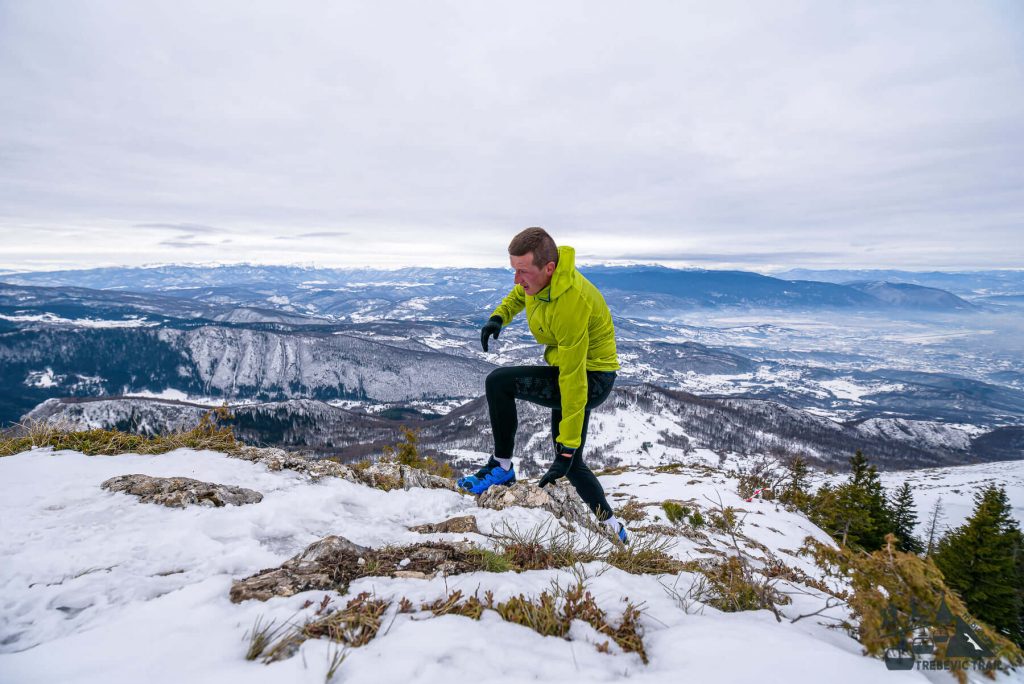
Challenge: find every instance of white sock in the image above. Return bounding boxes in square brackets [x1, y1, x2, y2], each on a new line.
[497, 457, 513, 471]
[602, 515, 622, 533]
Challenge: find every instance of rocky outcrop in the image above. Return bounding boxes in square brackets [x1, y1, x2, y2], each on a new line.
[230, 535, 482, 603]
[476, 480, 591, 525]
[231, 446, 361, 482]
[231, 446, 457, 492]
[354, 462, 458, 492]
[101, 474, 263, 508]
[409, 515, 481, 535]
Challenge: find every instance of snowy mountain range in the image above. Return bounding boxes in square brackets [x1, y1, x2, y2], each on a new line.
[2, 264, 1022, 470]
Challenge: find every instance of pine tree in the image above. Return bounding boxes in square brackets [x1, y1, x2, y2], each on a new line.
[924, 497, 946, 556]
[890, 481, 924, 554]
[934, 485, 1024, 645]
[810, 451, 895, 551]
[780, 453, 811, 510]
[848, 450, 894, 549]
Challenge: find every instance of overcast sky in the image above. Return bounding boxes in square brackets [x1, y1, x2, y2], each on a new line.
[1, 1, 1022, 273]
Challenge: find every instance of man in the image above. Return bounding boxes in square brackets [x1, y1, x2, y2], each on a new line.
[457, 227, 628, 543]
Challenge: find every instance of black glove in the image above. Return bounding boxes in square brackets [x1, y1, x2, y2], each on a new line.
[538, 444, 577, 487]
[480, 316, 503, 352]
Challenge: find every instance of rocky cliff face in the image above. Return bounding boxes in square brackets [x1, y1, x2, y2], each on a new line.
[156, 327, 491, 401]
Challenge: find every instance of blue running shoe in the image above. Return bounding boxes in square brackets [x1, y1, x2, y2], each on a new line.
[617, 525, 629, 545]
[462, 458, 497, 491]
[466, 464, 516, 495]
[457, 458, 500, 491]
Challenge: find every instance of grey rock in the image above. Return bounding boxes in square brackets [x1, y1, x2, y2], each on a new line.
[352, 462, 458, 493]
[231, 446, 361, 483]
[230, 535, 483, 603]
[293, 535, 370, 564]
[101, 474, 263, 508]
[410, 515, 480, 535]
[230, 446, 456, 492]
[476, 480, 591, 524]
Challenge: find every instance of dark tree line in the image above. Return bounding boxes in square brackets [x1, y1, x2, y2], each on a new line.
[795, 450, 1023, 646]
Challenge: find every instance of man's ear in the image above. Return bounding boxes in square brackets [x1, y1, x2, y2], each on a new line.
[545, 262, 556, 276]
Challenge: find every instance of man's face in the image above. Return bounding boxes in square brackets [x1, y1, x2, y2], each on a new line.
[510, 252, 556, 296]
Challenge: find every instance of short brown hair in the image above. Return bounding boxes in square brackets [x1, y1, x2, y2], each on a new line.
[508, 227, 558, 268]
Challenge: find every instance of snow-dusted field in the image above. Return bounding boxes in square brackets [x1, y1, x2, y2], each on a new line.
[0, 313, 160, 328]
[875, 461, 1024, 541]
[1, 448, 1021, 683]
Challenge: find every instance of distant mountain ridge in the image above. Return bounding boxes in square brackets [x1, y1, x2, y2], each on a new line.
[2, 263, 982, 314]
[775, 268, 1024, 298]
[844, 281, 978, 311]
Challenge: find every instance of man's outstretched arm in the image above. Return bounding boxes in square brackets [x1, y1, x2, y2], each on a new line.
[489, 284, 526, 325]
[481, 285, 526, 352]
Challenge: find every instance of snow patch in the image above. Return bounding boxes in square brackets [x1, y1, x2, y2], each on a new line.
[0, 313, 159, 328]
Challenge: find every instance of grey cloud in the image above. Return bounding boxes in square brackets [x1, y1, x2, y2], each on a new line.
[135, 223, 227, 235]
[2, 1, 1022, 270]
[159, 237, 217, 249]
[607, 251, 843, 264]
[275, 231, 350, 240]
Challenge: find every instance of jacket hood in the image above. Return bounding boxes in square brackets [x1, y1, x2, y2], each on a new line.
[547, 245, 576, 300]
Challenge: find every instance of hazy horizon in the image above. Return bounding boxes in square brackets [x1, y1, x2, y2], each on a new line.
[2, 259, 1023, 279]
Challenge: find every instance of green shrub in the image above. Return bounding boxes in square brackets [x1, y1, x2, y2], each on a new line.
[708, 506, 740, 534]
[382, 427, 453, 478]
[661, 501, 690, 525]
[804, 534, 1023, 681]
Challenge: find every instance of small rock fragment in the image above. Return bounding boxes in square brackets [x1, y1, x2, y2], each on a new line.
[409, 515, 481, 535]
[101, 474, 263, 508]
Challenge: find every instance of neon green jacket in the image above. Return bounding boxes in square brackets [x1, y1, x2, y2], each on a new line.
[490, 245, 619, 448]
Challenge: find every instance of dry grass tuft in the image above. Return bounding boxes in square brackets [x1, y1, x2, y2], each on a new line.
[420, 583, 648, 664]
[699, 555, 791, 613]
[0, 406, 240, 457]
[617, 499, 649, 523]
[605, 533, 684, 575]
[498, 582, 648, 663]
[421, 589, 490, 619]
[595, 465, 630, 476]
[251, 593, 391, 665]
[490, 520, 606, 571]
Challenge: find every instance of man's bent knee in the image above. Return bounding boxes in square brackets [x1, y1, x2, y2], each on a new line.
[486, 367, 516, 394]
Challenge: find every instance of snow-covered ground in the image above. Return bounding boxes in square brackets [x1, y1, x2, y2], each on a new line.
[1, 448, 1021, 683]
[120, 389, 258, 407]
[0, 313, 159, 328]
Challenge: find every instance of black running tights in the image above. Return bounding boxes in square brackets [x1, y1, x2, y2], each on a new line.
[484, 365, 617, 520]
